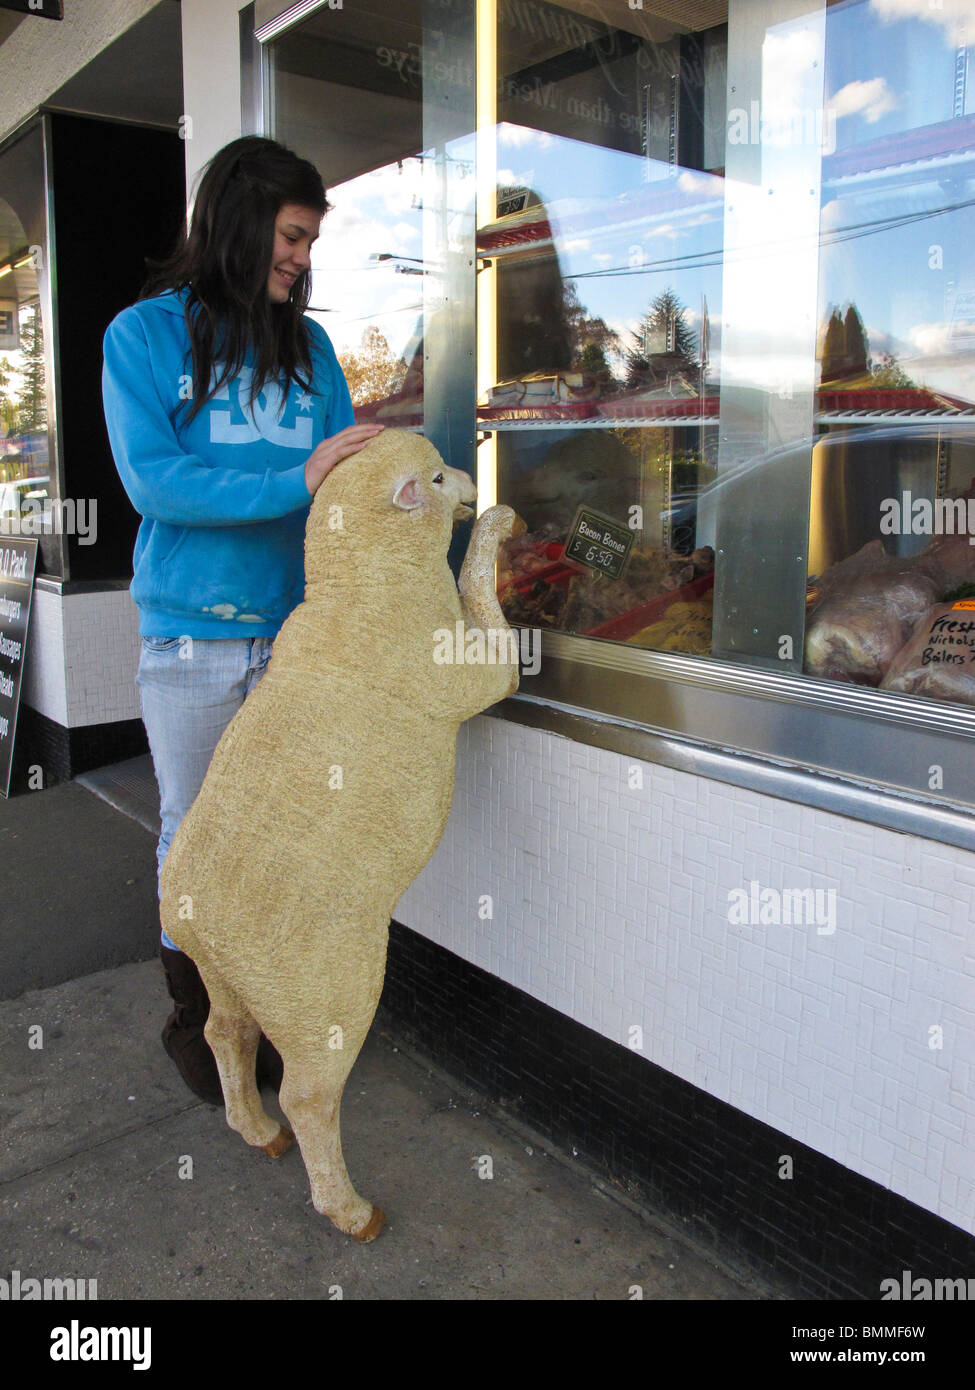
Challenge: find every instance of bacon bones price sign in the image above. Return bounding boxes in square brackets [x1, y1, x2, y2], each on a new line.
[0, 538, 37, 797]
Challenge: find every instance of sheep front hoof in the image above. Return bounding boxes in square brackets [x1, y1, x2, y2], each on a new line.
[262, 1125, 295, 1158]
[350, 1205, 386, 1243]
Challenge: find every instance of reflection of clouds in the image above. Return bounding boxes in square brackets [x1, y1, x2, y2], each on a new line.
[870, 0, 971, 40]
[391, 220, 420, 245]
[498, 123, 553, 150]
[820, 198, 846, 231]
[865, 324, 911, 359]
[764, 22, 824, 129]
[829, 77, 898, 124]
[865, 319, 975, 401]
[677, 171, 717, 195]
[311, 181, 424, 358]
[907, 320, 954, 357]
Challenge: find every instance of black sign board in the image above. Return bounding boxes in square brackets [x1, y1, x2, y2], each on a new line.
[0, 0, 62, 17]
[0, 537, 37, 797]
[565, 506, 634, 580]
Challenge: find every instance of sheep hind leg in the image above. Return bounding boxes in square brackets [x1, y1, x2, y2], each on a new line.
[201, 969, 293, 1156]
[280, 1059, 384, 1242]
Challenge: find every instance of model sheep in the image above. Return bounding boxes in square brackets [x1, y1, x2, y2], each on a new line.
[160, 428, 523, 1241]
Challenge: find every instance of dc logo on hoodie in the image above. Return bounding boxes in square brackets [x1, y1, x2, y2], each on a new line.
[209, 368, 313, 449]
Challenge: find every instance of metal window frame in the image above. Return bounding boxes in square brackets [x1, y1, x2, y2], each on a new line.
[0, 113, 66, 579]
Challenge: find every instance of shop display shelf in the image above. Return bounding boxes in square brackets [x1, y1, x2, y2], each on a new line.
[498, 541, 586, 596]
[477, 401, 599, 422]
[584, 570, 715, 642]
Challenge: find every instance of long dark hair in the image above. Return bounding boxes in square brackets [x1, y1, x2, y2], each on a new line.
[140, 136, 331, 425]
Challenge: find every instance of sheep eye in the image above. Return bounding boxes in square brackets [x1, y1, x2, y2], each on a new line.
[432, 472, 444, 484]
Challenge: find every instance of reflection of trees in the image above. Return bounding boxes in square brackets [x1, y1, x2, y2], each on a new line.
[338, 325, 408, 405]
[820, 300, 914, 388]
[0, 356, 14, 436]
[821, 304, 868, 381]
[563, 281, 622, 390]
[624, 288, 698, 389]
[17, 302, 46, 431]
[870, 351, 914, 389]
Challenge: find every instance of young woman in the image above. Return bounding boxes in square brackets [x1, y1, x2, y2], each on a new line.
[101, 136, 382, 1104]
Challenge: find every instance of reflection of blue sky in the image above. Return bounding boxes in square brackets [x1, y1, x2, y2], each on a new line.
[821, 0, 975, 400]
[308, 157, 426, 362]
[829, 1, 969, 145]
[309, 0, 974, 403]
[496, 125, 724, 377]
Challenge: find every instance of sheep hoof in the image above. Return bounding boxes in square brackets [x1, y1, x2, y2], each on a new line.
[350, 1205, 385, 1243]
[261, 1125, 295, 1158]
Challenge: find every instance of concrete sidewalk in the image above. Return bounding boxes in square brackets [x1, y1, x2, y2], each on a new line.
[0, 777, 789, 1300]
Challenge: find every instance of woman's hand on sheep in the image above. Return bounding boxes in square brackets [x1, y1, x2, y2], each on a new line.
[304, 424, 385, 496]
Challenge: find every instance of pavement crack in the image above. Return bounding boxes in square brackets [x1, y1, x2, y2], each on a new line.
[0, 1103, 208, 1191]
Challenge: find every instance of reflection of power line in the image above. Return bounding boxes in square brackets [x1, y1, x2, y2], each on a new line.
[565, 194, 975, 281]
[323, 304, 423, 324]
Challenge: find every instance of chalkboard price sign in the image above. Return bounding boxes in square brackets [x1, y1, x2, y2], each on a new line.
[0, 537, 38, 797]
[565, 507, 634, 581]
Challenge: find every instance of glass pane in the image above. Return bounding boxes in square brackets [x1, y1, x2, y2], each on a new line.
[805, 0, 975, 707]
[485, 0, 725, 655]
[265, 0, 975, 717]
[271, 0, 462, 436]
[0, 122, 56, 574]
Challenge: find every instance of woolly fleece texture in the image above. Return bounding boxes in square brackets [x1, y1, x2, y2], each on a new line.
[161, 429, 522, 1239]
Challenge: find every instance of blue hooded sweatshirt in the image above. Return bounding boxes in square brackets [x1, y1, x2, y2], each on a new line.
[101, 287, 355, 638]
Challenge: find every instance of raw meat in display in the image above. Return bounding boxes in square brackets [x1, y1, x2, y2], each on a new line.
[880, 601, 975, 706]
[804, 541, 940, 684]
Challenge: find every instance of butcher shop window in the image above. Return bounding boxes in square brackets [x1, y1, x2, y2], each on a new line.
[263, 0, 975, 716]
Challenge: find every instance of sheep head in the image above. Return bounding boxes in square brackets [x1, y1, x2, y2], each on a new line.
[304, 429, 476, 586]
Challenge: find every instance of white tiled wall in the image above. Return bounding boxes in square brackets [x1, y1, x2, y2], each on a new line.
[23, 589, 140, 728]
[396, 715, 975, 1238]
[20, 588, 67, 726]
[62, 591, 142, 728]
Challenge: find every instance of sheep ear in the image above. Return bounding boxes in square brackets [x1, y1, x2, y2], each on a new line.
[392, 475, 424, 511]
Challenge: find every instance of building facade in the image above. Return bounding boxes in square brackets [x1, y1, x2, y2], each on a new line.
[2, 0, 973, 1297]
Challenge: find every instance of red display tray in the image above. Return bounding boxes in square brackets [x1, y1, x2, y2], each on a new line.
[478, 401, 598, 421]
[499, 542, 585, 595]
[585, 571, 715, 640]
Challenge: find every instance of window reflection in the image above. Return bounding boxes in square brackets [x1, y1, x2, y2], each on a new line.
[268, 0, 975, 711]
[0, 123, 52, 554]
[805, 0, 975, 705]
[485, 3, 726, 654]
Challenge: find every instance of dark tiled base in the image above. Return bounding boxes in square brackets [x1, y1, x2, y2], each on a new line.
[8, 705, 148, 795]
[379, 920, 975, 1300]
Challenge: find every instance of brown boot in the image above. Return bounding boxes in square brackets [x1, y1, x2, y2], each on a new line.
[256, 1035, 284, 1091]
[160, 943, 224, 1105]
[160, 944, 283, 1100]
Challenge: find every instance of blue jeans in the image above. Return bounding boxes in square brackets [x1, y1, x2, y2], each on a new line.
[136, 635, 273, 950]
